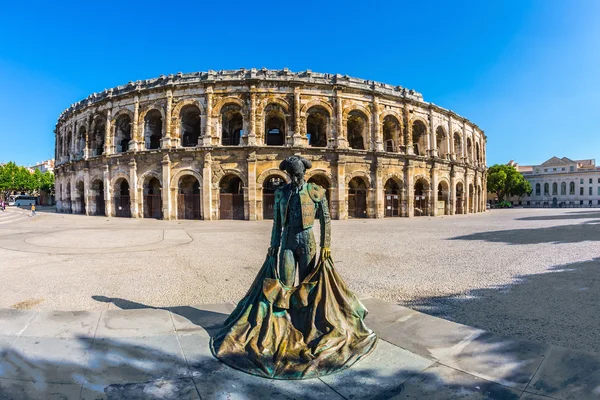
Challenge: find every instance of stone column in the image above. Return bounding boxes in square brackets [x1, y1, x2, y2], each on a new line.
[372, 98, 383, 151]
[161, 90, 173, 149]
[103, 165, 112, 217]
[104, 107, 114, 155]
[161, 154, 171, 220]
[202, 152, 213, 220]
[429, 107, 437, 157]
[462, 123, 468, 164]
[406, 161, 414, 217]
[449, 170, 456, 215]
[431, 165, 438, 216]
[448, 115, 454, 161]
[292, 87, 306, 147]
[335, 88, 347, 149]
[375, 163, 384, 218]
[83, 167, 91, 216]
[247, 151, 257, 220]
[132, 96, 142, 151]
[203, 88, 214, 146]
[335, 156, 347, 219]
[247, 88, 257, 146]
[464, 173, 470, 214]
[129, 160, 139, 218]
[404, 106, 413, 155]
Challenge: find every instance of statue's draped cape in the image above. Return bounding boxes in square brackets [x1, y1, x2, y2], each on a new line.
[210, 254, 378, 379]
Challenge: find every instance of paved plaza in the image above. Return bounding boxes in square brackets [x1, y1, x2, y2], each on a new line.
[0, 207, 600, 398]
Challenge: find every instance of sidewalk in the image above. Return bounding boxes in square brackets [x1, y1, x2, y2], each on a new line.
[0, 296, 597, 399]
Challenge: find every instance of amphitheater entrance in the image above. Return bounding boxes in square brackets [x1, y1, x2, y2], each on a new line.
[64, 182, 72, 213]
[307, 174, 331, 204]
[414, 179, 429, 217]
[456, 182, 464, 214]
[75, 181, 85, 214]
[177, 175, 202, 220]
[348, 177, 367, 218]
[219, 175, 244, 220]
[384, 179, 401, 217]
[437, 181, 449, 215]
[114, 179, 131, 218]
[262, 176, 285, 220]
[144, 177, 163, 219]
[306, 106, 328, 147]
[90, 180, 105, 216]
[180, 105, 201, 147]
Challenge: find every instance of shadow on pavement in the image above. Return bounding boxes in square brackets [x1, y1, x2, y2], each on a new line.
[451, 221, 600, 244]
[405, 258, 600, 353]
[516, 211, 600, 221]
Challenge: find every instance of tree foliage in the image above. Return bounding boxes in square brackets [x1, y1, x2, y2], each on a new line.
[487, 164, 532, 201]
[0, 162, 54, 199]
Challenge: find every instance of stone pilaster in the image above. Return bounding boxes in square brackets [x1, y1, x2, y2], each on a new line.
[335, 88, 347, 149]
[161, 90, 173, 149]
[334, 156, 347, 219]
[449, 169, 456, 215]
[430, 165, 437, 216]
[202, 153, 213, 220]
[104, 106, 114, 155]
[83, 167, 91, 216]
[132, 96, 142, 151]
[448, 115, 455, 161]
[203, 88, 214, 146]
[372, 98, 383, 151]
[103, 165, 112, 217]
[161, 154, 171, 220]
[406, 161, 414, 217]
[375, 160, 384, 218]
[247, 88, 257, 146]
[247, 152, 257, 220]
[429, 107, 437, 157]
[404, 106, 413, 155]
[292, 87, 306, 147]
[129, 159, 139, 218]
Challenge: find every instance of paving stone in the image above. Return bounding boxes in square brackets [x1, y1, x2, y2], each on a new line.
[383, 363, 523, 399]
[95, 309, 174, 337]
[178, 333, 343, 400]
[0, 378, 82, 400]
[21, 310, 100, 339]
[84, 335, 189, 386]
[169, 303, 235, 335]
[319, 339, 434, 400]
[81, 378, 200, 400]
[526, 345, 600, 400]
[360, 297, 420, 333]
[436, 332, 549, 390]
[0, 336, 92, 384]
[0, 309, 37, 336]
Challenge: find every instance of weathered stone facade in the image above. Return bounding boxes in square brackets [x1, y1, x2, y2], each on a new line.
[54, 69, 487, 220]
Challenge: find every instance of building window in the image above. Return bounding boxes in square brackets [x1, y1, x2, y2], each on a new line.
[580, 178, 584, 184]
[590, 187, 593, 196]
[544, 183, 549, 196]
[544, 169, 548, 172]
[580, 200, 584, 205]
[535, 183, 541, 196]
[553, 168, 557, 171]
[561, 182, 566, 195]
[561, 168, 565, 171]
[597, 187, 600, 196]
[570, 166, 574, 171]
[589, 200, 593, 206]
[590, 178, 593, 184]
[580, 187, 584, 196]
[552, 182, 558, 195]
[570, 181, 575, 195]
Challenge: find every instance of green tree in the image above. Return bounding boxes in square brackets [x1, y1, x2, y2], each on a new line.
[0, 162, 54, 199]
[487, 164, 532, 201]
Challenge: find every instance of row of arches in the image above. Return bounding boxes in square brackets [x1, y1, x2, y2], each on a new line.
[534, 182, 577, 196]
[58, 172, 482, 220]
[57, 101, 484, 165]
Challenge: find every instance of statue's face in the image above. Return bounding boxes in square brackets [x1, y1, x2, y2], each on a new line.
[286, 162, 305, 188]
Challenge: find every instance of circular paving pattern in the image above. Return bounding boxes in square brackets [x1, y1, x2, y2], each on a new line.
[25, 229, 164, 249]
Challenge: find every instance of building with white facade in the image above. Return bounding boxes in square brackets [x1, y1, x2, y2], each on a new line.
[518, 157, 600, 207]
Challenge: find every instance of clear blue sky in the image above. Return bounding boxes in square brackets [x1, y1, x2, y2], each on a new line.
[1, 0, 599, 167]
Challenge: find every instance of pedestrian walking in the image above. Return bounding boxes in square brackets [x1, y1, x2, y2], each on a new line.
[30, 203, 36, 217]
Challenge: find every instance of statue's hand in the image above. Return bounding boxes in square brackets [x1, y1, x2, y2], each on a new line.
[320, 247, 331, 260]
[268, 246, 279, 257]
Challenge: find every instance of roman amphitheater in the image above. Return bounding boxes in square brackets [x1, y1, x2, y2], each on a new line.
[54, 68, 487, 220]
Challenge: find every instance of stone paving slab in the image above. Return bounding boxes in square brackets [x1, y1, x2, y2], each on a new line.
[0, 300, 598, 399]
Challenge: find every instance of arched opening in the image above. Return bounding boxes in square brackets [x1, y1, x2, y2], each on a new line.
[453, 133, 462, 159]
[468, 183, 474, 213]
[414, 179, 429, 216]
[90, 180, 105, 216]
[65, 131, 72, 158]
[76, 126, 86, 159]
[177, 175, 201, 220]
[535, 183, 541, 196]
[115, 115, 132, 153]
[262, 175, 286, 219]
[307, 174, 331, 204]
[306, 106, 329, 147]
[561, 182, 566, 196]
[437, 181, 450, 215]
[143, 177, 163, 219]
[221, 104, 243, 146]
[552, 182, 558, 196]
[219, 175, 244, 220]
[114, 178, 131, 218]
[75, 181, 85, 215]
[412, 120, 427, 156]
[436, 126, 447, 158]
[90, 117, 105, 157]
[348, 177, 367, 218]
[384, 178, 401, 217]
[347, 111, 367, 150]
[456, 182, 464, 214]
[265, 105, 286, 146]
[467, 138, 473, 164]
[144, 110, 163, 150]
[476, 142, 481, 164]
[64, 182, 72, 213]
[569, 181, 575, 195]
[544, 183, 549, 196]
[383, 115, 401, 153]
[180, 105, 201, 147]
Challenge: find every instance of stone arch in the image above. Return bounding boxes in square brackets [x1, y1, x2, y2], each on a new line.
[345, 170, 372, 187]
[413, 174, 430, 190]
[172, 98, 205, 117]
[453, 131, 463, 157]
[112, 108, 134, 122]
[257, 96, 291, 115]
[139, 170, 163, 187]
[212, 169, 247, 189]
[257, 168, 290, 186]
[111, 172, 130, 191]
[342, 104, 372, 120]
[411, 117, 429, 156]
[212, 97, 246, 117]
[305, 169, 333, 186]
[300, 99, 334, 118]
[379, 109, 403, 127]
[170, 169, 203, 190]
[434, 125, 448, 158]
[382, 172, 405, 189]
